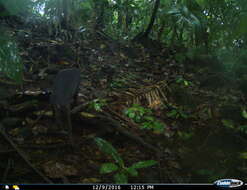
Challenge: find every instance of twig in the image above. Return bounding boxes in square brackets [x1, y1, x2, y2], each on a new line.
[0, 123, 53, 183]
[100, 112, 160, 154]
[71, 102, 89, 114]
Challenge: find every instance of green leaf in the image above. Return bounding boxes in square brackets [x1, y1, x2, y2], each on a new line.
[178, 131, 193, 140]
[95, 138, 124, 167]
[242, 110, 247, 119]
[141, 122, 151, 129]
[132, 104, 140, 108]
[144, 116, 154, 121]
[126, 167, 138, 177]
[222, 119, 234, 129]
[195, 0, 206, 8]
[240, 152, 247, 159]
[238, 125, 247, 134]
[180, 112, 188, 119]
[114, 172, 128, 184]
[128, 112, 136, 119]
[135, 115, 141, 122]
[123, 109, 130, 115]
[176, 78, 183, 83]
[94, 104, 102, 111]
[100, 163, 119, 174]
[131, 160, 157, 169]
[153, 121, 165, 132]
[184, 80, 189, 86]
[139, 109, 145, 116]
[167, 110, 177, 118]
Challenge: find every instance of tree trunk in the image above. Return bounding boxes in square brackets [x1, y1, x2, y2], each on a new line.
[62, 0, 69, 29]
[143, 0, 160, 37]
[133, 0, 160, 41]
[92, 0, 107, 32]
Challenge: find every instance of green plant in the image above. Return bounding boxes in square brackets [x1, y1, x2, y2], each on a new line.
[95, 137, 157, 183]
[124, 104, 165, 133]
[222, 119, 235, 129]
[0, 32, 23, 83]
[89, 99, 107, 111]
[222, 111, 247, 134]
[175, 76, 192, 87]
[124, 104, 152, 123]
[242, 109, 247, 119]
[166, 106, 189, 119]
[239, 152, 247, 159]
[221, 109, 247, 134]
[239, 125, 247, 134]
[177, 131, 194, 141]
[110, 79, 126, 88]
[141, 116, 165, 133]
[238, 109, 247, 134]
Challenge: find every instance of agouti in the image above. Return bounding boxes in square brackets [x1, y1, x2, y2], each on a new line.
[50, 68, 81, 146]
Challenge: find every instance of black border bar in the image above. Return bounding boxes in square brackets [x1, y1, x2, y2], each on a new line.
[1, 184, 239, 190]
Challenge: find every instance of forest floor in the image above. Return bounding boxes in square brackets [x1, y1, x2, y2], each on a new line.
[0, 27, 246, 183]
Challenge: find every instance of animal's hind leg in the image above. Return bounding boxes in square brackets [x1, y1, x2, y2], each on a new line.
[66, 104, 74, 146]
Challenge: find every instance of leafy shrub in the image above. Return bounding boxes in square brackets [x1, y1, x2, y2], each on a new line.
[124, 104, 165, 133]
[88, 99, 107, 111]
[95, 137, 157, 183]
